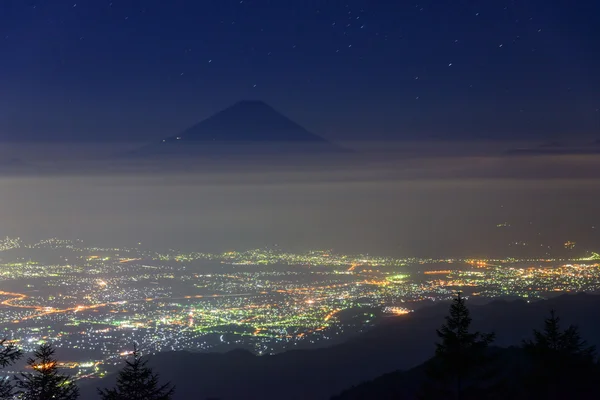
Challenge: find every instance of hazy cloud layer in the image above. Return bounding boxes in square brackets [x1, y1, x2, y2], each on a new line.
[0, 142, 598, 258]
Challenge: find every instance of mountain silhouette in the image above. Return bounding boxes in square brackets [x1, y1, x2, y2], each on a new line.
[130, 100, 343, 161]
[164, 100, 328, 143]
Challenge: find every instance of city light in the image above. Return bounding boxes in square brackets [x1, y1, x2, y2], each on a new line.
[0, 237, 598, 379]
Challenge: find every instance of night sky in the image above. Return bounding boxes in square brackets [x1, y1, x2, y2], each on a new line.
[1, 0, 599, 142]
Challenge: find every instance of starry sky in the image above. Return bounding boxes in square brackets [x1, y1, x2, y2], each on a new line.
[1, 0, 599, 143]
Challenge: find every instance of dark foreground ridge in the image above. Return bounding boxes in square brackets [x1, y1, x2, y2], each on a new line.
[79, 293, 600, 399]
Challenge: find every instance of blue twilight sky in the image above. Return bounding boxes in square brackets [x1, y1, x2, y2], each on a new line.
[0, 0, 599, 142]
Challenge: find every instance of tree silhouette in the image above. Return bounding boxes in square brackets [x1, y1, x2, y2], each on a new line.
[522, 309, 598, 399]
[421, 292, 496, 400]
[98, 344, 174, 400]
[0, 338, 22, 399]
[14, 343, 79, 400]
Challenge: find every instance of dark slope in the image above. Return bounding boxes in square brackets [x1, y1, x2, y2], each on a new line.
[331, 346, 529, 400]
[80, 293, 600, 400]
[331, 361, 428, 400]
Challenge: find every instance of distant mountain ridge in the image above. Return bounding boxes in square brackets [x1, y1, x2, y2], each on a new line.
[507, 139, 600, 155]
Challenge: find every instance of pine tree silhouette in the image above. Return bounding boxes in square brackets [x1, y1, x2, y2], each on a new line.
[421, 292, 496, 400]
[98, 343, 175, 400]
[14, 343, 79, 400]
[0, 338, 22, 399]
[522, 309, 598, 399]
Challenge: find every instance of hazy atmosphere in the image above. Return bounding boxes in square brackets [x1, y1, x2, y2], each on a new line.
[1, 148, 600, 257]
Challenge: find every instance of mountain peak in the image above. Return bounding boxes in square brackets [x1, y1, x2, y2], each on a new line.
[129, 100, 345, 160]
[162, 100, 328, 143]
[232, 99, 270, 106]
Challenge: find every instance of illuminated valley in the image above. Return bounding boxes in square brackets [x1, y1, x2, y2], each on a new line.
[0, 237, 599, 379]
